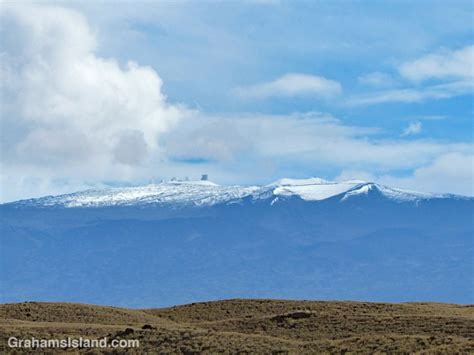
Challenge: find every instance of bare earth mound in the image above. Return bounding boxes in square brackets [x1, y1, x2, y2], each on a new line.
[1, 299, 473, 353]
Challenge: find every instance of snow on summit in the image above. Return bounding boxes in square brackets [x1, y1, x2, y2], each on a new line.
[270, 179, 362, 201]
[7, 177, 461, 208]
[20, 180, 259, 208]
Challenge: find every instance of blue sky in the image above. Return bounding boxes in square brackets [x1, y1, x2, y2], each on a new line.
[0, 1, 473, 201]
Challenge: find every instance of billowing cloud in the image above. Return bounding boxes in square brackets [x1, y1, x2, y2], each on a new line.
[0, 4, 188, 200]
[235, 73, 342, 99]
[399, 45, 474, 82]
[113, 130, 149, 166]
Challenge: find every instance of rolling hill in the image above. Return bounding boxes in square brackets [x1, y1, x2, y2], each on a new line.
[1, 299, 473, 353]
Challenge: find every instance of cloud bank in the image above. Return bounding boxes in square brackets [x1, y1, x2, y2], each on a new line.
[349, 45, 473, 105]
[337, 153, 474, 196]
[161, 112, 472, 194]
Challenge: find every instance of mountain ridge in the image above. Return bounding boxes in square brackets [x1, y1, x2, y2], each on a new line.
[1, 176, 472, 307]
[4, 177, 469, 208]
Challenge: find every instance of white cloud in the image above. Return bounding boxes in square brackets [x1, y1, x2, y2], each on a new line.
[0, 4, 472, 201]
[337, 153, 474, 196]
[358, 72, 394, 87]
[402, 121, 422, 136]
[163, 112, 471, 175]
[382, 153, 474, 196]
[0, 4, 189, 201]
[164, 111, 472, 196]
[399, 45, 474, 82]
[395, 153, 474, 195]
[112, 130, 149, 166]
[235, 73, 342, 99]
[346, 80, 473, 106]
[349, 45, 474, 106]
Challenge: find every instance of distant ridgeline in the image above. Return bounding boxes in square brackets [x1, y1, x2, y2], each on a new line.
[1, 178, 472, 307]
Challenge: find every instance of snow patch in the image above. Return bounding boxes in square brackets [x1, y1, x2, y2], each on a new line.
[341, 183, 449, 202]
[26, 181, 258, 208]
[272, 182, 361, 201]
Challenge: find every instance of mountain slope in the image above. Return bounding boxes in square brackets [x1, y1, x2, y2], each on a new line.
[8, 178, 460, 208]
[1, 178, 472, 307]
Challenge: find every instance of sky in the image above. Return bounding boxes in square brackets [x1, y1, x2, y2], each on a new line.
[0, 0, 473, 202]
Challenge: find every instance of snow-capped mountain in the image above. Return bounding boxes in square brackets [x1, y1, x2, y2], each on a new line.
[10, 177, 457, 208]
[264, 178, 451, 202]
[1, 178, 472, 307]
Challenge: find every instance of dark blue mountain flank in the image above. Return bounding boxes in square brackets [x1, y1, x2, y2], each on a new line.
[1, 178, 472, 307]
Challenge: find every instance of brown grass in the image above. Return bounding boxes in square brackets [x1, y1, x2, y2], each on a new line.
[1, 299, 473, 353]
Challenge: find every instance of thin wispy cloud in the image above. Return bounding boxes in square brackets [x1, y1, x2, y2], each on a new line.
[358, 72, 395, 87]
[346, 81, 474, 106]
[348, 47, 474, 107]
[162, 112, 470, 174]
[235, 73, 342, 100]
[346, 80, 473, 106]
[402, 122, 422, 136]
